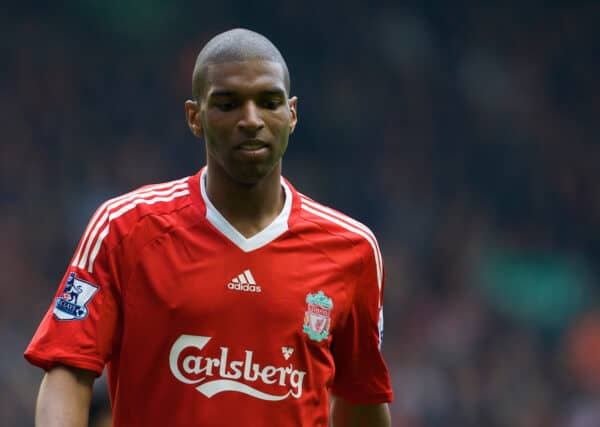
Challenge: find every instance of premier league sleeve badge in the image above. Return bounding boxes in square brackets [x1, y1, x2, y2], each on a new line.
[53, 272, 99, 320]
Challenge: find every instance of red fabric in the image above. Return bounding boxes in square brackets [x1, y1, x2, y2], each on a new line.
[25, 169, 392, 427]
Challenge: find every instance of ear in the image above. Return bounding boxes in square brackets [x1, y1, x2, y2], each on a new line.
[288, 96, 298, 134]
[184, 99, 203, 138]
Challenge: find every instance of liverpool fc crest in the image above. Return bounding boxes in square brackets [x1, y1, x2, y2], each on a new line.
[303, 291, 333, 342]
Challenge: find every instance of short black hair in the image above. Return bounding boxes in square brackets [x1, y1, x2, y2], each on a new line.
[192, 28, 290, 100]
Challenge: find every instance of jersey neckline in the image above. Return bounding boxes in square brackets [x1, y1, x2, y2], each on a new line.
[198, 167, 293, 252]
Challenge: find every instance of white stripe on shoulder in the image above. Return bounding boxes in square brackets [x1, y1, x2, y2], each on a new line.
[300, 196, 383, 285]
[300, 199, 383, 303]
[86, 189, 189, 272]
[77, 183, 189, 270]
[73, 177, 189, 268]
[300, 196, 383, 268]
[72, 177, 189, 272]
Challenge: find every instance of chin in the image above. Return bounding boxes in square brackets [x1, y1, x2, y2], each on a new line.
[230, 163, 277, 186]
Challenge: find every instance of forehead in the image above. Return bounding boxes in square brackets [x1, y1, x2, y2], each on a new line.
[204, 60, 287, 96]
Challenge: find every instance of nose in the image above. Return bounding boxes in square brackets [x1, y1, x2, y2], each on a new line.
[238, 101, 264, 134]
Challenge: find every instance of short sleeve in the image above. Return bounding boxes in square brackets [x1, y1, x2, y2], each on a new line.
[330, 240, 393, 404]
[24, 206, 122, 375]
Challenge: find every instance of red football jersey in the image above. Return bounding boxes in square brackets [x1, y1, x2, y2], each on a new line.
[25, 168, 393, 426]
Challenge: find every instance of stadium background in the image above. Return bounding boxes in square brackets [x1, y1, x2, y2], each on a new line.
[3, 1, 600, 426]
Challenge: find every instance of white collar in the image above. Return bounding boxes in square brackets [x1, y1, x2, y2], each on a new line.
[200, 168, 292, 252]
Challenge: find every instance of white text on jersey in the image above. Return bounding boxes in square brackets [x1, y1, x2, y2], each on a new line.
[169, 335, 306, 401]
[226, 269, 262, 293]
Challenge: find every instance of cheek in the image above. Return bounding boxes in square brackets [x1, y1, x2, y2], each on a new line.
[202, 116, 232, 141]
[269, 114, 291, 134]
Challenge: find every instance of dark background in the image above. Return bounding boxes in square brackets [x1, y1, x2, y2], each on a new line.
[3, 1, 600, 426]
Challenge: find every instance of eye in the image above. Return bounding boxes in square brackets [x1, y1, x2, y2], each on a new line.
[261, 99, 283, 110]
[216, 101, 236, 112]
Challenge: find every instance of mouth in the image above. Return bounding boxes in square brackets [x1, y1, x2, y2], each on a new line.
[233, 139, 271, 160]
[235, 140, 270, 152]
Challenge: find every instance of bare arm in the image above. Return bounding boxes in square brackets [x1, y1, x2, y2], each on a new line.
[35, 364, 96, 427]
[330, 394, 391, 427]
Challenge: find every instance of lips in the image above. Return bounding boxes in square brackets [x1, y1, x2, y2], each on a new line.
[236, 140, 269, 151]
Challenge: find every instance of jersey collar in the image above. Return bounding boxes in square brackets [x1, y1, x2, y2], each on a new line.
[199, 168, 293, 252]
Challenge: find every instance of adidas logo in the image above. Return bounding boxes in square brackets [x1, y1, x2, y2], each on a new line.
[227, 269, 262, 293]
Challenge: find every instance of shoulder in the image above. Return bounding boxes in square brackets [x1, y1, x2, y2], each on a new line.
[296, 192, 379, 249]
[94, 176, 194, 233]
[72, 176, 194, 273]
[294, 192, 383, 284]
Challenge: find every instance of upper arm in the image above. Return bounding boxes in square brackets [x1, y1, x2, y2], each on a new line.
[36, 365, 96, 427]
[24, 202, 124, 374]
[330, 394, 391, 427]
[330, 238, 393, 404]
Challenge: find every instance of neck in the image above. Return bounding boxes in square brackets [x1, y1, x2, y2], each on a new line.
[205, 163, 285, 238]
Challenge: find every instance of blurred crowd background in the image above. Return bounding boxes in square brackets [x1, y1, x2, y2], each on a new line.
[2, 1, 599, 426]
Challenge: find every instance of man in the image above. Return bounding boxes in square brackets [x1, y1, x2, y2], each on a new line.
[25, 28, 393, 426]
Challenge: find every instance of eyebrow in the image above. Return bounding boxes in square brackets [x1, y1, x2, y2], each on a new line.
[209, 88, 286, 98]
[261, 88, 286, 97]
[209, 90, 235, 98]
